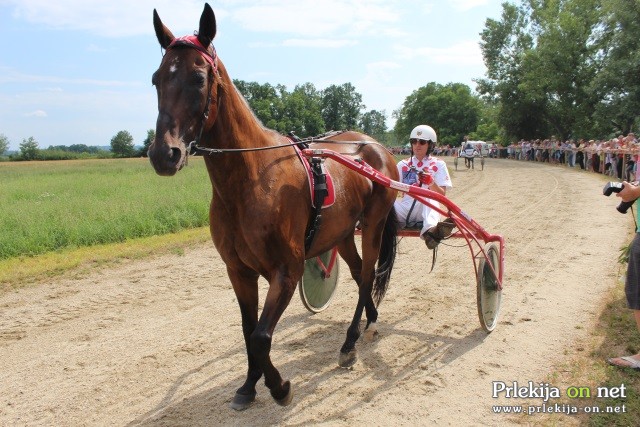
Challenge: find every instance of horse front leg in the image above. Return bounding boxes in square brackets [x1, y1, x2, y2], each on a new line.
[250, 269, 298, 406]
[227, 267, 262, 411]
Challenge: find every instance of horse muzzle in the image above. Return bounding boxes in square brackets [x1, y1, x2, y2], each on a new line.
[148, 139, 186, 176]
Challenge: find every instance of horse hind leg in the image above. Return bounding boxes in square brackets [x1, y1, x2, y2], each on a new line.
[337, 213, 388, 367]
[336, 234, 379, 337]
[363, 298, 379, 342]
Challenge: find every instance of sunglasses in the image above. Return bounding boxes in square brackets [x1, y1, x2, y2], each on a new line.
[410, 138, 432, 145]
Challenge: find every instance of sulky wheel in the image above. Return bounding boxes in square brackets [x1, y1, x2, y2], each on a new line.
[298, 249, 339, 313]
[476, 242, 502, 332]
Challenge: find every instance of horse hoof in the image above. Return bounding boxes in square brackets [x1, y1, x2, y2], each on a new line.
[272, 380, 293, 406]
[363, 324, 379, 343]
[230, 392, 256, 411]
[339, 349, 358, 368]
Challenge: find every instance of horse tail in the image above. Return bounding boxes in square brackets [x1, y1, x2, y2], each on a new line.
[372, 205, 398, 307]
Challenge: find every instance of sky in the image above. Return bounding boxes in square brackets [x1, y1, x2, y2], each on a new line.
[0, 0, 505, 151]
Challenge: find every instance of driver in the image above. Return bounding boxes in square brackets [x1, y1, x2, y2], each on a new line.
[394, 125, 454, 250]
[461, 137, 477, 168]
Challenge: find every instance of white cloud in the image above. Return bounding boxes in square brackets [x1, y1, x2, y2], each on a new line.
[231, 0, 400, 38]
[25, 110, 47, 117]
[395, 40, 483, 66]
[2, 0, 402, 38]
[364, 61, 402, 77]
[2, 0, 214, 37]
[0, 66, 141, 87]
[357, 61, 404, 115]
[449, 0, 490, 11]
[283, 39, 358, 48]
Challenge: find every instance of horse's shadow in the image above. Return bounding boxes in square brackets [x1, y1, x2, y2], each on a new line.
[128, 309, 488, 426]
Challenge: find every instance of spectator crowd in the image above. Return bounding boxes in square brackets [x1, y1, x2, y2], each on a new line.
[391, 132, 639, 181]
[505, 133, 638, 181]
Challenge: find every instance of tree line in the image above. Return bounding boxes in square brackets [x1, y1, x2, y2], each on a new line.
[1, 0, 637, 160]
[0, 130, 155, 161]
[478, 0, 639, 142]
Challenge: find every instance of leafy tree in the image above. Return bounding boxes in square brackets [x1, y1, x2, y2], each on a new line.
[591, 0, 640, 135]
[469, 101, 503, 144]
[281, 83, 325, 136]
[141, 129, 155, 157]
[359, 110, 388, 143]
[235, 80, 327, 136]
[19, 136, 39, 160]
[521, 0, 601, 139]
[476, 2, 547, 141]
[477, 0, 639, 140]
[47, 144, 104, 154]
[234, 80, 283, 130]
[393, 82, 480, 146]
[110, 130, 135, 158]
[321, 83, 364, 131]
[0, 134, 9, 156]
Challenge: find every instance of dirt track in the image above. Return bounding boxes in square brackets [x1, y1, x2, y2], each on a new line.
[0, 159, 632, 426]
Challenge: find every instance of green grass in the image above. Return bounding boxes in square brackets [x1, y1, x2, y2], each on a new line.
[0, 157, 212, 260]
[0, 227, 211, 291]
[587, 282, 640, 427]
[531, 243, 640, 426]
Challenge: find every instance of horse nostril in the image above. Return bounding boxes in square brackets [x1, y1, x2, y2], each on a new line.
[170, 147, 182, 163]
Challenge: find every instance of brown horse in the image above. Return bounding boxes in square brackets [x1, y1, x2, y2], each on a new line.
[149, 3, 399, 410]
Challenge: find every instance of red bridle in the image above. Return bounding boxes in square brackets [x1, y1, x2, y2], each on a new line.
[168, 35, 218, 74]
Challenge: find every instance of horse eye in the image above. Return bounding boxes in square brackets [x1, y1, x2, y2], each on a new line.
[192, 72, 205, 86]
[151, 71, 159, 86]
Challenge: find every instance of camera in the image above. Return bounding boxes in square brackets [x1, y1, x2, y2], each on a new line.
[603, 182, 637, 214]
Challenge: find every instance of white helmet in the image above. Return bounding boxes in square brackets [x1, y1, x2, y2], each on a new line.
[410, 125, 437, 143]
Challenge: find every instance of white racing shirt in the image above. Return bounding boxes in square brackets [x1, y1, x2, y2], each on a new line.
[396, 155, 452, 205]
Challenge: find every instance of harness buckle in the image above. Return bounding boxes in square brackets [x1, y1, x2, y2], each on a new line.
[187, 140, 199, 156]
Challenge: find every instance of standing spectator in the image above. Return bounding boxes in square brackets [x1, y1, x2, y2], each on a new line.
[609, 182, 640, 369]
[576, 139, 585, 170]
[567, 139, 576, 167]
[592, 140, 601, 173]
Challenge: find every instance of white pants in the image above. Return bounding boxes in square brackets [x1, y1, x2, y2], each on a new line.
[394, 197, 441, 238]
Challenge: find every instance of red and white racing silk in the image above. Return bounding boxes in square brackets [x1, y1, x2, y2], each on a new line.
[395, 155, 452, 234]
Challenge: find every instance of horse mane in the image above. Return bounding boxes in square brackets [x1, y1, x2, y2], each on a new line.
[214, 61, 276, 145]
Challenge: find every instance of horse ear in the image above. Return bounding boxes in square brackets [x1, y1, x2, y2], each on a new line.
[197, 3, 216, 48]
[153, 9, 175, 49]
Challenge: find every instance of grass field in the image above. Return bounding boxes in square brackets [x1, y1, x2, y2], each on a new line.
[0, 157, 212, 260]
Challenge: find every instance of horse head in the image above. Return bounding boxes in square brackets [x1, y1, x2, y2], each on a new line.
[148, 3, 218, 176]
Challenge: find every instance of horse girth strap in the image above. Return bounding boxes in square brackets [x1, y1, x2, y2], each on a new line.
[304, 157, 329, 252]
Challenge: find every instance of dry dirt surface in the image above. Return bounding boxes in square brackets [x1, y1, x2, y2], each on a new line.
[0, 159, 633, 426]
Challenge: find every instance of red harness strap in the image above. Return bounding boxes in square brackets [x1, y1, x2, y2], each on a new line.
[293, 146, 335, 208]
[168, 35, 218, 74]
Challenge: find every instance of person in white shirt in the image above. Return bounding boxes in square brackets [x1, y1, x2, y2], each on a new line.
[394, 125, 454, 249]
[461, 139, 478, 169]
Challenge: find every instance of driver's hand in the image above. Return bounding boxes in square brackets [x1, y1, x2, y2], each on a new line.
[418, 172, 434, 186]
